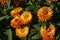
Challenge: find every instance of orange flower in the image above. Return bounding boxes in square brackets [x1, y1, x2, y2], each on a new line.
[10, 7, 23, 17]
[40, 26, 48, 37]
[10, 16, 23, 28]
[16, 26, 29, 38]
[37, 6, 53, 21]
[20, 11, 32, 25]
[40, 24, 55, 40]
[0, 0, 7, 3]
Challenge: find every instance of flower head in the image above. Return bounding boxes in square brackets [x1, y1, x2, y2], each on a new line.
[37, 6, 53, 21]
[20, 11, 32, 25]
[16, 26, 29, 38]
[10, 16, 23, 28]
[40, 24, 55, 37]
[10, 7, 23, 17]
[40, 24, 55, 40]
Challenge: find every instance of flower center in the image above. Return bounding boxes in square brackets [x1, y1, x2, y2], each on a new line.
[21, 28, 25, 33]
[43, 11, 48, 14]
[15, 19, 18, 22]
[24, 15, 28, 19]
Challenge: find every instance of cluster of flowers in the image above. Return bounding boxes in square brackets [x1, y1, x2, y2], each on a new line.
[0, 0, 58, 39]
[37, 6, 55, 40]
[10, 7, 32, 38]
[10, 6, 55, 40]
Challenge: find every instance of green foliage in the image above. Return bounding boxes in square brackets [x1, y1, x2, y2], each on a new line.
[31, 34, 41, 40]
[0, 0, 60, 40]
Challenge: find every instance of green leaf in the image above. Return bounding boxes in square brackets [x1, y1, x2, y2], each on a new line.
[33, 24, 40, 30]
[57, 23, 60, 26]
[0, 15, 11, 21]
[9, 6, 13, 10]
[28, 0, 33, 5]
[57, 2, 60, 5]
[7, 0, 11, 9]
[56, 34, 60, 40]
[50, 4, 54, 9]
[31, 29, 36, 34]
[31, 34, 41, 39]
[0, 15, 8, 21]
[6, 16, 11, 20]
[6, 29, 12, 40]
[55, 7, 59, 12]
[21, 37, 27, 40]
[25, 6, 35, 11]
[29, 29, 36, 37]
[31, 0, 35, 3]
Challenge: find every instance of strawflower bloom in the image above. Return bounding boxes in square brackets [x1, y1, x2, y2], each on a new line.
[20, 11, 32, 25]
[40, 24, 55, 40]
[10, 7, 23, 17]
[37, 6, 53, 21]
[16, 26, 29, 38]
[10, 16, 23, 28]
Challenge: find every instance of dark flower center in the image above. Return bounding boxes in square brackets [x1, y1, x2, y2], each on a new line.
[43, 11, 48, 14]
[15, 19, 18, 22]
